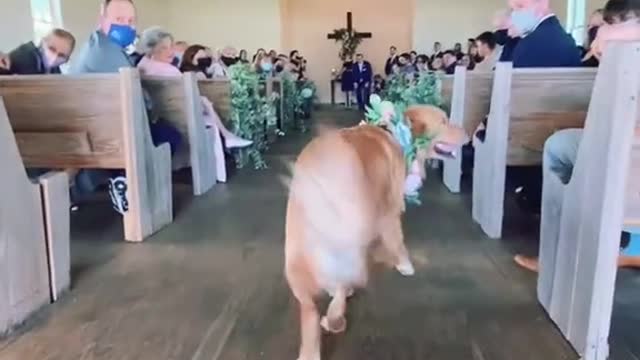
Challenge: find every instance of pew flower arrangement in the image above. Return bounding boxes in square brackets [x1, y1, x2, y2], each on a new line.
[228, 63, 277, 170]
[382, 72, 443, 111]
[295, 79, 317, 126]
[365, 94, 433, 205]
[281, 72, 297, 131]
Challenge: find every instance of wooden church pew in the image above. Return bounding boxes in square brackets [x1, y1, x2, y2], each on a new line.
[472, 64, 597, 238]
[142, 73, 217, 195]
[0, 97, 69, 334]
[198, 79, 232, 126]
[441, 67, 493, 193]
[0, 68, 172, 242]
[537, 42, 640, 360]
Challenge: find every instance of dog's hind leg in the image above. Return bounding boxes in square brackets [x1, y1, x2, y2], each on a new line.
[320, 287, 348, 334]
[297, 296, 321, 360]
[380, 216, 415, 276]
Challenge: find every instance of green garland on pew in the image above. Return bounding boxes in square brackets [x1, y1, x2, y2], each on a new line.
[228, 63, 277, 170]
[281, 72, 297, 131]
[295, 79, 316, 131]
[382, 72, 444, 113]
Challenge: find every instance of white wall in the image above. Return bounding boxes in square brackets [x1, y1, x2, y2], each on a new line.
[166, 0, 282, 54]
[413, 0, 570, 54]
[0, 0, 35, 51]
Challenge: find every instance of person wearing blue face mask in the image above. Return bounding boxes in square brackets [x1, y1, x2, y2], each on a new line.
[9, 29, 75, 75]
[508, 0, 581, 68]
[69, 0, 182, 215]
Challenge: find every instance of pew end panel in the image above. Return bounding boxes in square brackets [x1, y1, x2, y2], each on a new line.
[120, 68, 173, 242]
[0, 98, 51, 334]
[198, 79, 232, 127]
[537, 42, 640, 360]
[142, 73, 217, 196]
[443, 68, 492, 193]
[472, 65, 597, 239]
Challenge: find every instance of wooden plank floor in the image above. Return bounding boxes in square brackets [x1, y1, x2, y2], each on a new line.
[0, 107, 590, 360]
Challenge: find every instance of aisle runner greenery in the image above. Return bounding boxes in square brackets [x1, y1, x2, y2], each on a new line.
[228, 64, 277, 169]
[382, 72, 444, 114]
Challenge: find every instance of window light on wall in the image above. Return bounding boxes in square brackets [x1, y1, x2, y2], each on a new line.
[30, 0, 62, 41]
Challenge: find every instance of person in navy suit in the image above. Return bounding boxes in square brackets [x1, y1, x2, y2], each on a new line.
[510, 0, 581, 68]
[352, 53, 373, 111]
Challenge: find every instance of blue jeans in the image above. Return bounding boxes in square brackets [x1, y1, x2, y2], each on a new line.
[544, 128, 583, 184]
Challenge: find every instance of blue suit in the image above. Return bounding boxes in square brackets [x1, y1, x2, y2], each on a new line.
[512, 16, 581, 68]
[352, 61, 373, 110]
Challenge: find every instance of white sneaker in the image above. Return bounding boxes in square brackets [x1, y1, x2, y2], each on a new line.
[225, 134, 253, 148]
[108, 176, 129, 215]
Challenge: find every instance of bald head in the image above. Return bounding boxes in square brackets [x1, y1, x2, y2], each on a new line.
[100, 0, 136, 35]
[510, 0, 550, 14]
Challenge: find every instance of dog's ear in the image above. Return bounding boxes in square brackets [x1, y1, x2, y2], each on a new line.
[404, 106, 427, 136]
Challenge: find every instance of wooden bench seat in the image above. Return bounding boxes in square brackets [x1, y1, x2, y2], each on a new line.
[537, 42, 640, 360]
[441, 67, 493, 193]
[0, 68, 172, 242]
[198, 79, 232, 126]
[472, 64, 597, 238]
[0, 97, 69, 334]
[142, 73, 217, 195]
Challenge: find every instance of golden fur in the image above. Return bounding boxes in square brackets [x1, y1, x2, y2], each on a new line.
[285, 105, 465, 360]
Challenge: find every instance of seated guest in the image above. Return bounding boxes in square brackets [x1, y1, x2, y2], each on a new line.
[252, 48, 266, 62]
[137, 28, 252, 183]
[510, 0, 581, 68]
[385, 45, 399, 76]
[442, 50, 458, 74]
[219, 46, 238, 68]
[397, 53, 416, 75]
[256, 53, 274, 76]
[410, 50, 418, 65]
[469, 44, 483, 64]
[582, 9, 605, 67]
[431, 41, 443, 61]
[238, 49, 249, 64]
[508, 0, 582, 213]
[268, 49, 278, 61]
[70, 0, 181, 214]
[467, 38, 476, 54]
[180, 44, 213, 79]
[9, 28, 75, 74]
[475, 31, 499, 71]
[453, 42, 464, 59]
[373, 74, 385, 95]
[494, 9, 519, 62]
[274, 54, 288, 74]
[0, 52, 12, 75]
[430, 55, 444, 72]
[171, 40, 188, 67]
[416, 54, 429, 72]
[459, 54, 475, 70]
[515, 0, 640, 272]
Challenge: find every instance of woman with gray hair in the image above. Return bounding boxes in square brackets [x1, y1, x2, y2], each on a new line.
[137, 27, 252, 183]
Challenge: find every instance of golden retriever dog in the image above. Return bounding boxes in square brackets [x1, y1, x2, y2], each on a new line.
[284, 105, 465, 360]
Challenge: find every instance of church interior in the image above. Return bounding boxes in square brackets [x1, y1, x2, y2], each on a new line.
[1, 0, 640, 359]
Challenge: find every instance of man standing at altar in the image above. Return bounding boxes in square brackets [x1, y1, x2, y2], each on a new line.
[352, 53, 373, 111]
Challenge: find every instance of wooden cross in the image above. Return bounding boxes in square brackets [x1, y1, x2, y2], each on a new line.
[327, 12, 372, 40]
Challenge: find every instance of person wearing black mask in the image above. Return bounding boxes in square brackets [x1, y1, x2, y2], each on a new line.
[180, 44, 213, 78]
[9, 28, 75, 75]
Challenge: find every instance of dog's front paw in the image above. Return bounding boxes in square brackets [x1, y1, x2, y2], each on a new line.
[396, 259, 415, 276]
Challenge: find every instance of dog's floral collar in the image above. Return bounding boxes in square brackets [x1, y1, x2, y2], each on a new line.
[364, 95, 433, 205]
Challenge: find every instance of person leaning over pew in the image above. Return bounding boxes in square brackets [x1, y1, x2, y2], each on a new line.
[69, 0, 182, 215]
[515, 0, 640, 272]
[9, 28, 75, 75]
